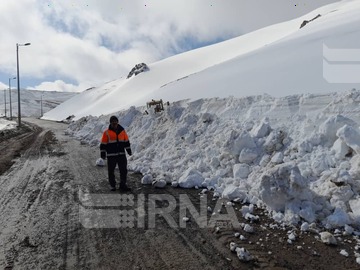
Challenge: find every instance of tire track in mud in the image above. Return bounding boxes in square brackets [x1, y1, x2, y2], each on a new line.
[134, 186, 229, 269]
[0, 120, 80, 269]
[136, 185, 242, 270]
[73, 177, 240, 269]
[0, 131, 48, 268]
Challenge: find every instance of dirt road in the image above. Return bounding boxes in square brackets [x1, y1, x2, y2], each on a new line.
[0, 118, 359, 270]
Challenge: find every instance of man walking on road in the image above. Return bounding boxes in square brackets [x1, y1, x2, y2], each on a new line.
[100, 115, 132, 191]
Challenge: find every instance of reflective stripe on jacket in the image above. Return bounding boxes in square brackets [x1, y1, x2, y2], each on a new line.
[100, 124, 131, 157]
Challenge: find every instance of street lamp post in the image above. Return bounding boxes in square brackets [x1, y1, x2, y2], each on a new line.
[9, 76, 16, 120]
[16, 42, 31, 127]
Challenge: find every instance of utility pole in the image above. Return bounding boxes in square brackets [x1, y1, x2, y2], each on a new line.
[9, 77, 16, 120]
[40, 93, 43, 117]
[3, 90, 7, 117]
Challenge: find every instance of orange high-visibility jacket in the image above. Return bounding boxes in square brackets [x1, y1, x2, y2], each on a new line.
[100, 124, 131, 157]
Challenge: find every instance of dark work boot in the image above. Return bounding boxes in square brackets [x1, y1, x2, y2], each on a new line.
[119, 184, 131, 192]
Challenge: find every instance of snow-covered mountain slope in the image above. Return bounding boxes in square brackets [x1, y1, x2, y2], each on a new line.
[43, 0, 360, 121]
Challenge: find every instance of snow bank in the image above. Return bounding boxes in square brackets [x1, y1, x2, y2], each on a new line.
[66, 89, 360, 229]
[0, 119, 17, 131]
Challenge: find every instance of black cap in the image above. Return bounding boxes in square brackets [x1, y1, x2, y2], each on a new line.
[110, 116, 119, 123]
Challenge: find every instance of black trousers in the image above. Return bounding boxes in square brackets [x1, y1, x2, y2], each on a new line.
[107, 155, 128, 188]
